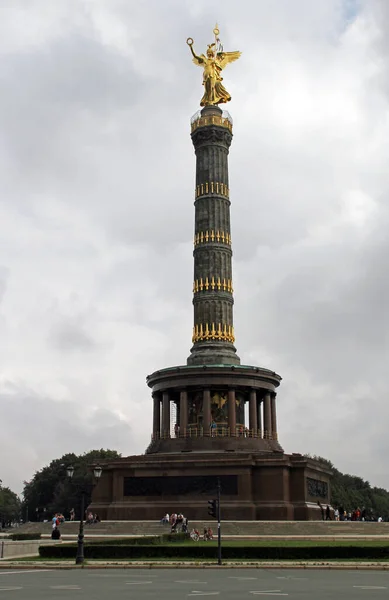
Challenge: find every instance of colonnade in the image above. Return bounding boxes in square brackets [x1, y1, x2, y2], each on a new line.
[152, 389, 278, 441]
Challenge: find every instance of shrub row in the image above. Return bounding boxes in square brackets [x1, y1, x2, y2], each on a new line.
[9, 533, 42, 541]
[39, 543, 389, 560]
[86, 533, 189, 546]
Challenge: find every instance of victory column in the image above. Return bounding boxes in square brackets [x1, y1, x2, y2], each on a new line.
[90, 27, 331, 521]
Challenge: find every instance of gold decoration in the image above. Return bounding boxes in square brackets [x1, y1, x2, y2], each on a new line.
[194, 229, 231, 246]
[195, 181, 229, 198]
[192, 322, 235, 343]
[187, 26, 241, 107]
[193, 277, 234, 294]
[191, 113, 232, 133]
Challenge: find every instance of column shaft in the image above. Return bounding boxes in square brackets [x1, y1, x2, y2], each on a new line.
[257, 398, 263, 438]
[228, 389, 236, 436]
[203, 389, 211, 435]
[179, 390, 188, 436]
[264, 392, 272, 439]
[162, 391, 170, 438]
[249, 389, 258, 436]
[271, 393, 278, 441]
[152, 394, 161, 439]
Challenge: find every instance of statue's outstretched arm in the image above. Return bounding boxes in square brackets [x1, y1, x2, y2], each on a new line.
[187, 38, 204, 65]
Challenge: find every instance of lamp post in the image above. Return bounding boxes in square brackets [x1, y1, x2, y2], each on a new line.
[66, 464, 102, 565]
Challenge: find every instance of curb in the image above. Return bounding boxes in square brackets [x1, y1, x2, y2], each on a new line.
[1, 561, 389, 570]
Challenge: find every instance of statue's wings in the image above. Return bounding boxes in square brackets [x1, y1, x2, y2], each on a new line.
[216, 51, 241, 69]
[192, 53, 206, 66]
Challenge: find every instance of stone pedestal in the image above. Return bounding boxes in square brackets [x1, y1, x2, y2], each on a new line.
[90, 453, 331, 521]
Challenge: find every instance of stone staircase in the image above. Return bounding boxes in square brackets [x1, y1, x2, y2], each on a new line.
[14, 520, 389, 539]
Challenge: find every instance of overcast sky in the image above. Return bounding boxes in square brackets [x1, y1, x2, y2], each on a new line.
[1, 0, 389, 496]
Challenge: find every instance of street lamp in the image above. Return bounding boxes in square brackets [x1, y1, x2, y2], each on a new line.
[66, 464, 102, 565]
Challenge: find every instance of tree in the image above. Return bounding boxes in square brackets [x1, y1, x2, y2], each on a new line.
[22, 449, 121, 521]
[305, 454, 389, 520]
[0, 482, 21, 527]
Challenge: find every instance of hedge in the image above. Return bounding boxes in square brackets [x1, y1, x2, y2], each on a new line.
[85, 533, 189, 546]
[9, 533, 42, 541]
[39, 544, 389, 560]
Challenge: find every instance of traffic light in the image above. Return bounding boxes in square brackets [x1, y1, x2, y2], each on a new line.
[208, 499, 217, 518]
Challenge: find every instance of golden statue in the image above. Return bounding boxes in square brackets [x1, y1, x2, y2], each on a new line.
[187, 26, 241, 107]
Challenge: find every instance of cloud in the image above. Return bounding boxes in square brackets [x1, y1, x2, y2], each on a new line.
[0, 0, 389, 495]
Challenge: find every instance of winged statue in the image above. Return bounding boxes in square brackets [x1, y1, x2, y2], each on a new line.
[187, 26, 241, 107]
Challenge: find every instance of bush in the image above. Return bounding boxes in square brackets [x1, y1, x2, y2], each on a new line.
[9, 533, 42, 541]
[85, 533, 190, 546]
[39, 543, 389, 561]
[160, 532, 190, 544]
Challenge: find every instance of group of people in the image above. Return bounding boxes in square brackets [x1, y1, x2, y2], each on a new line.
[51, 513, 64, 539]
[334, 507, 384, 522]
[85, 511, 101, 525]
[50, 509, 101, 539]
[318, 502, 385, 522]
[160, 513, 214, 540]
[160, 512, 189, 533]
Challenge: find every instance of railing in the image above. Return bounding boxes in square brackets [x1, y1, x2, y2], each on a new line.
[151, 427, 278, 441]
[190, 110, 233, 133]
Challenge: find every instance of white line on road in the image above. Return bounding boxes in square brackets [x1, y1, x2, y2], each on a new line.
[188, 593, 220, 597]
[229, 576, 257, 580]
[250, 592, 289, 596]
[126, 581, 153, 585]
[0, 570, 50, 576]
[175, 580, 208, 584]
[50, 586, 81, 590]
[353, 586, 388, 590]
[0, 588, 23, 592]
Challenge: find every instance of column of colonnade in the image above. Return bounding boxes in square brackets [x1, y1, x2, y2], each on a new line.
[152, 388, 278, 440]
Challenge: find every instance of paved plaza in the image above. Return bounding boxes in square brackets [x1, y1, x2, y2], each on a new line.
[0, 568, 388, 599]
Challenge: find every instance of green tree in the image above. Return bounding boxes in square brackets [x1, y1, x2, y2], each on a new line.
[306, 454, 389, 520]
[0, 482, 21, 527]
[22, 449, 121, 521]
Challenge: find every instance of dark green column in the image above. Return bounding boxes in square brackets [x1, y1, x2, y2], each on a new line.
[187, 105, 240, 366]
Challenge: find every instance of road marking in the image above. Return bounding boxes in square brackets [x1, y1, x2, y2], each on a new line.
[0, 570, 50, 576]
[126, 581, 153, 585]
[277, 577, 306, 581]
[0, 588, 23, 592]
[250, 593, 288, 597]
[51, 586, 81, 590]
[175, 580, 208, 584]
[229, 576, 257, 580]
[353, 586, 387, 590]
[189, 593, 220, 597]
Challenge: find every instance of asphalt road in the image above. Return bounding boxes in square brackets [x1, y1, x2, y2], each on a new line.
[0, 568, 388, 598]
